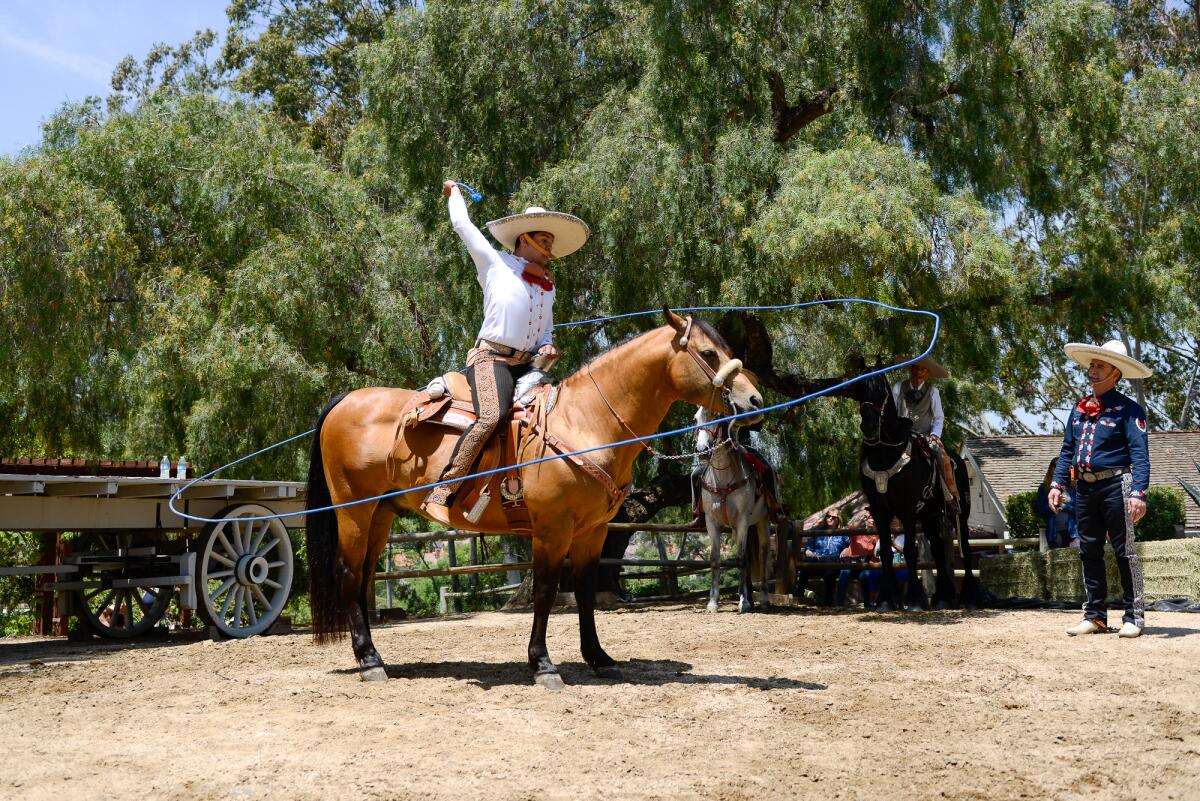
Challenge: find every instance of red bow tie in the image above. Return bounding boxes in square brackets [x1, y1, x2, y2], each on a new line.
[1076, 395, 1102, 418]
[521, 269, 554, 292]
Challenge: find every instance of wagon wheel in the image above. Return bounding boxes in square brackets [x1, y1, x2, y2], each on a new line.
[74, 532, 173, 639]
[195, 504, 294, 638]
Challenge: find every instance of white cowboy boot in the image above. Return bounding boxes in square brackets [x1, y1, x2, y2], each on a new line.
[1118, 621, 1143, 638]
[1065, 619, 1107, 636]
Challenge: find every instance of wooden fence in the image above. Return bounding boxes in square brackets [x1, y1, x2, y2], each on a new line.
[373, 520, 1040, 613]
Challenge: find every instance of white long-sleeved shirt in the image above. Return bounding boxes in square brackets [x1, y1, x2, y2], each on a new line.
[891, 380, 944, 438]
[449, 192, 553, 352]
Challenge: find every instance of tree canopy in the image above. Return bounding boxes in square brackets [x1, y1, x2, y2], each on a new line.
[2, 0, 1198, 511]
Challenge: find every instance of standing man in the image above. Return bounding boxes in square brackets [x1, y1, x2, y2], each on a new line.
[892, 354, 960, 512]
[422, 181, 590, 524]
[1050, 340, 1152, 638]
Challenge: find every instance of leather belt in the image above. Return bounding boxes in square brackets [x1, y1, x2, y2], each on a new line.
[475, 339, 535, 363]
[1079, 467, 1126, 483]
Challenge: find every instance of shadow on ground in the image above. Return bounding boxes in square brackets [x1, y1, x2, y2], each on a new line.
[332, 658, 826, 691]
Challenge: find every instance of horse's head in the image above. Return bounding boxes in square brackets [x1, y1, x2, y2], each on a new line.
[850, 357, 910, 446]
[664, 307, 764, 422]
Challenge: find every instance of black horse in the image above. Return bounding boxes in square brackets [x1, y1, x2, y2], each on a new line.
[844, 363, 982, 611]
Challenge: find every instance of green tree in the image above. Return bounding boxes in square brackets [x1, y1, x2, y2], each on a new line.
[1, 94, 436, 476]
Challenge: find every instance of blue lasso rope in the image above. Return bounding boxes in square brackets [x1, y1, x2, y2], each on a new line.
[169, 298, 938, 522]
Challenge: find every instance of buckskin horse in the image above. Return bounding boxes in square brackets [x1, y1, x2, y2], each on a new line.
[847, 362, 980, 611]
[305, 309, 763, 687]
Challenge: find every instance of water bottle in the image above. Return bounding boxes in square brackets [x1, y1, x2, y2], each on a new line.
[176, 455, 188, 479]
[159, 455, 171, 478]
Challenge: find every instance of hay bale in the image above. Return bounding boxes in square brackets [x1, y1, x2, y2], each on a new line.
[1045, 548, 1085, 603]
[1135, 539, 1200, 601]
[980, 551, 1045, 599]
[1044, 540, 1200, 605]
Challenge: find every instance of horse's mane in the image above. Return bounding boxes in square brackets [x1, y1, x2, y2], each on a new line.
[564, 317, 732, 384]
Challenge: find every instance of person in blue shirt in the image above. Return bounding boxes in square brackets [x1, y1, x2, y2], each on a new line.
[1049, 340, 1153, 638]
[1034, 458, 1058, 545]
[805, 510, 850, 605]
[1034, 458, 1078, 547]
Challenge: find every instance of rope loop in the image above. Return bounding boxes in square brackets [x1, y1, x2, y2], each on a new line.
[169, 298, 940, 522]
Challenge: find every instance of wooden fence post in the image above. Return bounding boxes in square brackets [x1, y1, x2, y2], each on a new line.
[774, 521, 790, 596]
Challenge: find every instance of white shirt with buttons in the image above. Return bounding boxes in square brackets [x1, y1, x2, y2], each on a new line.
[449, 192, 554, 352]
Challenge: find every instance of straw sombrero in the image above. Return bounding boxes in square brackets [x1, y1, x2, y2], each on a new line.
[486, 206, 590, 259]
[892, 353, 949, 380]
[1064, 340, 1152, 379]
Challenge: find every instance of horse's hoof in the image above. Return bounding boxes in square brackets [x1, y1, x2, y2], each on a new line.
[705, 603, 718, 614]
[535, 673, 565, 691]
[359, 666, 387, 682]
[876, 601, 894, 613]
[592, 665, 624, 681]
[738, 599, 752, 614]
[932, 599, 952, 611]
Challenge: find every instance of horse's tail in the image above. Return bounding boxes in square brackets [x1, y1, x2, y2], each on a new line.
[306, 392, 350, 644]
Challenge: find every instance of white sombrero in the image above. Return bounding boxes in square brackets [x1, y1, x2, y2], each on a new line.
[486, 206, 590, 259]
[893, 353, 949, 380]
[1064, 340, 1153, 379]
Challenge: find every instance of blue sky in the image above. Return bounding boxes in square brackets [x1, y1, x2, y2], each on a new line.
[0, 0, 229, 156]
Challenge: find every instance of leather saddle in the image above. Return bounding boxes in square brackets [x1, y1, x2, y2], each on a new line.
[396, 374, 560, 533]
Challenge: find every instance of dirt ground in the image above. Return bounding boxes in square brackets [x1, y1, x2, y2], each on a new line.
[2, 605, 1198, 801]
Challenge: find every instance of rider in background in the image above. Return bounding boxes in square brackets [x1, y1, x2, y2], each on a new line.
[422, 181, 589, 524]
[892, 354, 960, 513]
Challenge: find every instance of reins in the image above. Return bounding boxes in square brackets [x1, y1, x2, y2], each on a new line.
[584, 315, 737, 461]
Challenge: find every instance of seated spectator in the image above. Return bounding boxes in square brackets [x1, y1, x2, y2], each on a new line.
[806, 510, 850, 605]
[836, 513, 879, 608]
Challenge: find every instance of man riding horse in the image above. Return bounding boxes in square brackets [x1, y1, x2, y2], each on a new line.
[892, 354, 960, 514]
[422, 180, 590, 524]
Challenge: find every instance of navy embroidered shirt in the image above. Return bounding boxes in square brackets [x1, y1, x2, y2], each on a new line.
[1051, 388, 1150, 498]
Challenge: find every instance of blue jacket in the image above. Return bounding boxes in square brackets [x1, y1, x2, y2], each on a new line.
[808, 533, 850, 560]
[1051, 388, 1150, 498]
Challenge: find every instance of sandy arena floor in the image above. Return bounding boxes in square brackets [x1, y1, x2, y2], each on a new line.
[1, 605, 1198, 801]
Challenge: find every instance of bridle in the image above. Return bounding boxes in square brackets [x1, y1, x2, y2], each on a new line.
[585, 315, 742, 458]
[699, 421, 752, 501]
[860, 381, 908, 448]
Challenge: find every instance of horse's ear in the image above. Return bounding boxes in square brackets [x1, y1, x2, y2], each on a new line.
[874, 355, 883, 369]
[850, 355, 866, 373]
[664, 306, 687, 334]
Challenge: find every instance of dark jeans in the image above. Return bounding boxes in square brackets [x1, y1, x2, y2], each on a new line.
[809, 555, 841, 604]
[1075, 474, 1144, 626]
[836, 564, 868, 605]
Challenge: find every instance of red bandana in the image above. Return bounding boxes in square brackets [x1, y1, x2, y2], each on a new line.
[1076, 395, 1102, 418]
[521, 269, 554, 292]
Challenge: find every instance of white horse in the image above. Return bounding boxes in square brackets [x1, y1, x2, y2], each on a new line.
[697, 409, 772, 613]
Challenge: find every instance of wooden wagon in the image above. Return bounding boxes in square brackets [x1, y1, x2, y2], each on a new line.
[0, 460, 306, 640]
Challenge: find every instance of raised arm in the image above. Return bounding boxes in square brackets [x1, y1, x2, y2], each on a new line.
[444, 180, 496, 279]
